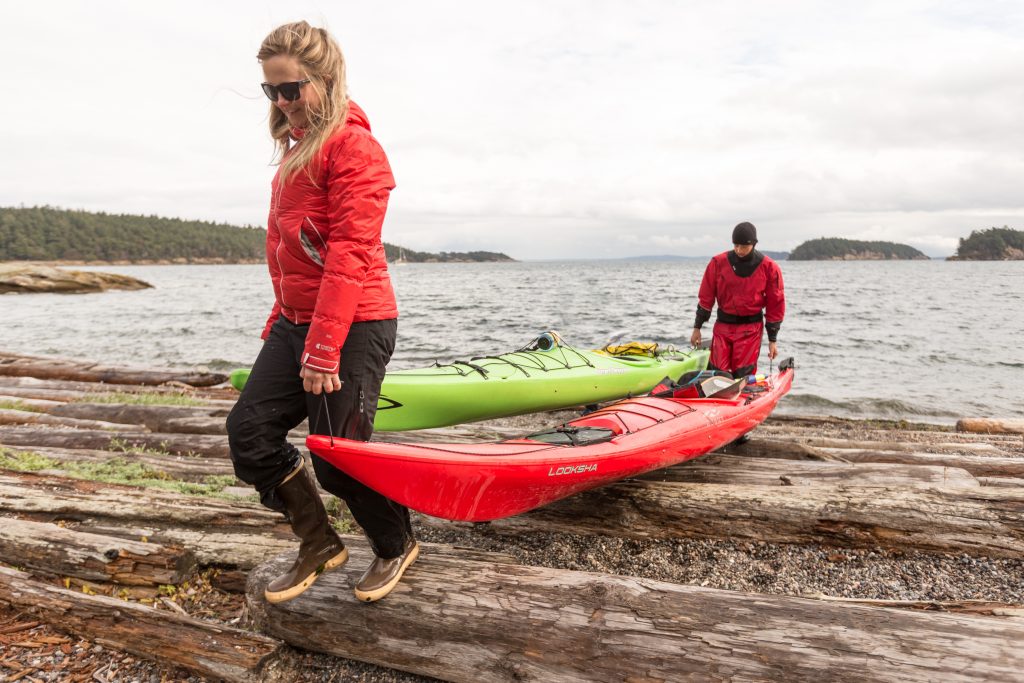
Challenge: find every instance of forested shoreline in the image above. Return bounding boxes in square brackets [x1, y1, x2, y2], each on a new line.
[0, 206, 514, 264]
[0, 207, 266, 263]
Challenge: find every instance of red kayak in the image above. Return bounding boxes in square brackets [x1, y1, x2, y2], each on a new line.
[308, 360, 794, 522]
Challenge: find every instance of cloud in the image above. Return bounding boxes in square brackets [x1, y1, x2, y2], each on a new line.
[2, 0, 1021, 259]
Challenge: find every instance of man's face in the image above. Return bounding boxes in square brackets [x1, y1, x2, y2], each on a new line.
[733, 244, 755, 257]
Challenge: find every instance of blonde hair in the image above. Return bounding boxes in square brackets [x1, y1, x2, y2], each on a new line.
[258, 21, 349, 182]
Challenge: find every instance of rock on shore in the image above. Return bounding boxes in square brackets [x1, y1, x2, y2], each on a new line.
[0, 263, 151, 294]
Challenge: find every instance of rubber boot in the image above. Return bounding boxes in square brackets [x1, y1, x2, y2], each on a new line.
[264, 464, 348, 604]
[353, 536, 419, 603]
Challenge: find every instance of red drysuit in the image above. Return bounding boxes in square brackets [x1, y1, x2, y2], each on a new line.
[694, 251, 785, 377]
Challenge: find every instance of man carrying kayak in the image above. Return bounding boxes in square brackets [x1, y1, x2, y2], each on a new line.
[690, 222, 785, 378]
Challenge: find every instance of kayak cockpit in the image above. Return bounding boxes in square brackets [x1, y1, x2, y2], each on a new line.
[523, 426, 618, 446]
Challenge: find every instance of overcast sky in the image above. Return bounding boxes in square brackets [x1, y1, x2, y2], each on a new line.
[3, 1, 1022, 259]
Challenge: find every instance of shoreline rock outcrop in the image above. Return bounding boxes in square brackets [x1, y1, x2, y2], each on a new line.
[0, 263, 151, 294]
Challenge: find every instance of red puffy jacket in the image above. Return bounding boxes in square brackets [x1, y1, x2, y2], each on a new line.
[261, 101, 398, 373]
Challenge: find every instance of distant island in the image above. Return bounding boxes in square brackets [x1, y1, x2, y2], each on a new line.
[620, 250, 790, 262]
[0, 206, 513, 264]
[948, 227, 1024, 261]
[788, 238, 928, 261]
[383, 244, 514, 263]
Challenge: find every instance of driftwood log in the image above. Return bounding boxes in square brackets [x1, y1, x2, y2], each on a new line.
[810, 448, 1024, 479]
[645, 453, 978, 488]
[789, 436, 1012, 455]
[48, 402, 228, 431]
[0, 425, 230, 457]
[0, 470, 287, 568]
[0, 351, 227, 387]
[0, 378, 237, 407]
[0, 566, 293, 683]
[0, 394, 63, 410]
[246, 549, 1024, 683]
[717, 438, 841, 461]
[732, 438, 1024, 478]
[7, 444, 236, 480]
[0, 518, 194, 585]
[7, 401, 282, 436]
[0, 408, 146, 431]
[0, 470, 511, 571]
[957, 418, 1024, 435]
[978, 477, 1024, 489]
[475, 480, 1024, 558]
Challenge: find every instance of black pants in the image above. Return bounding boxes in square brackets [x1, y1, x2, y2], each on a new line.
[226, 316, 411, 558]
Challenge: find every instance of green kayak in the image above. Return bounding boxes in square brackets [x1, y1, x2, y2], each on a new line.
[230, 332, 709, 431]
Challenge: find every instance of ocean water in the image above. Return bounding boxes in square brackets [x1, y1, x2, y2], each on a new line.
[4, 260, 1023, 423]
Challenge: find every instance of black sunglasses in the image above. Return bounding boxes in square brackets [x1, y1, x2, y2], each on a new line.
[261, 79, 311, 102]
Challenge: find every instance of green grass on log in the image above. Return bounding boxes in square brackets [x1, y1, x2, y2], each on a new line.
[76, 392, 206, 406]
[0, 400, 44, 412]
[0, 446, 240, 498]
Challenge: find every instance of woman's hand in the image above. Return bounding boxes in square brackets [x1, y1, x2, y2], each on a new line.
[768, 341, 778, 360]
[690, 328, 702, 348]
[300, 366, 343, 395]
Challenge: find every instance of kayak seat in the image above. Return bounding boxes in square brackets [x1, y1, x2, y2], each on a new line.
[700, 376, 747, 399]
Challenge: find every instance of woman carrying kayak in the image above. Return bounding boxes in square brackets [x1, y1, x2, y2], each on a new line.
[226, 21, 417, 604]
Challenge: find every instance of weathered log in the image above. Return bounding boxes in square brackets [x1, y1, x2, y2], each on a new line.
[482, 480, 1024, 558]
[0, 470, 288, 568]
[801, 592, 1024, 617]
[0, 425, 230, 457]
[718, 438, 846, 461]
[0, 408, 146, 431]
[48, 402, 228, 433]
[86, 524, 295, 570]
[160, 416, 230, 434]
[957, 418, 1024, 435]
[3, 444, 236, 481]
[644, 453, 979, 488]
[0, 351, 227, 387]
[246, 549, 1024, 683]
[0, 566, 292, 683]
[816, 448, 1024, 479]
[0, 470, 511, 570]
[0, 394, 64, 410]
[0, 518, 194, 585]
[757, 424, 1023, 447]
[792, 436, 1011, 455]
[0, 376, 237, 408]
[0, 385, 119, 402]
[978, 477, 1024, 489]
[732, 438, 1024, 479]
